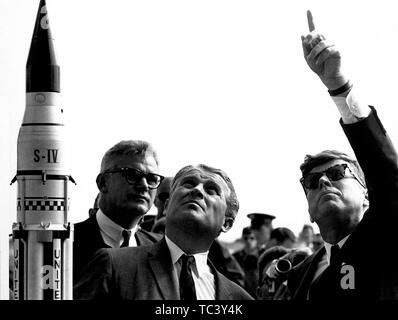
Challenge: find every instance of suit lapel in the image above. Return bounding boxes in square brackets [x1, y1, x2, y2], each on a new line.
[85, 214, 110, 249]
[135, 229, 153, 246]
[147, 238, 179, 300]
[208, 260, 233, 300]
[293, 247, 326, 300]
[135, 229, 145, 246]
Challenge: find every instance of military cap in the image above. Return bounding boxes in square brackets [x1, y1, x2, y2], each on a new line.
[247, 213, 276, 229]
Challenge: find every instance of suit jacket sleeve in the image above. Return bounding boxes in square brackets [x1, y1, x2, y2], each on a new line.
[341, 106, 398, 217]
[73, 248, 115, 300]
[288, 107, 398, 300]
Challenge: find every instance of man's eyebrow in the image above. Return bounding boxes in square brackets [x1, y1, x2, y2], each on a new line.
[179, 174, 197, 182]
[181, 174, 194, 180]
[205, 180, 221, 189]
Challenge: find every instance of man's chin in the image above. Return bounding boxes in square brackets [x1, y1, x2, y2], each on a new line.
[316, 202, 343, 217]
[317, 195, 342, 208]
[172, 208, 204, 223]
[127, 204, 149, 216]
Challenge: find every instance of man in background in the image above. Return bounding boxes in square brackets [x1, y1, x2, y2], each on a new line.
[73, 140, 163, 283]
[247, 212, 275, 252]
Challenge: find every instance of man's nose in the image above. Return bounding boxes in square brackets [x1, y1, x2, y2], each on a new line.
[190, 184, 204, 198]
[134, 176, 149, 191]
[318, 174, 332, 189]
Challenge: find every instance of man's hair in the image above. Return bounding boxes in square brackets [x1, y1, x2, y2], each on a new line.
[300, 150, 366, 188]
[100, 140, 159, 173]
[242, 226, 253, 237]
[170, 164, 239, 224]
[270, 227, 296, 243]
[302, 224, 313, 231]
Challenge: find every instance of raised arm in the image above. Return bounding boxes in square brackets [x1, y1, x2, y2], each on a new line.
[301, 10, 398, 212]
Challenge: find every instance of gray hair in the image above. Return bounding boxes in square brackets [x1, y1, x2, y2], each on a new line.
[100, 140, 159, 173]
[171, 164, 239, 224]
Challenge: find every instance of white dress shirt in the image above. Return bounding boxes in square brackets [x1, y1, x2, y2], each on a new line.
[165, 236, 216, 300]
[312, 234, 350, 283]
[331, 86, 371, 124]
[96, 209, 138, 248]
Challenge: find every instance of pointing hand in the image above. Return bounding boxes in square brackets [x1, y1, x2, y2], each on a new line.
[301, 10, 348, 90]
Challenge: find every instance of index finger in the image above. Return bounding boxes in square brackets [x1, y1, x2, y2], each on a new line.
[307, 10, 315, 32]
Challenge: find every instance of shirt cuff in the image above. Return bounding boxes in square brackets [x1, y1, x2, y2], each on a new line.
[331, 87, 371, 124]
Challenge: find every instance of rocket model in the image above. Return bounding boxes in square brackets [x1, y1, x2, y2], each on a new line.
[10, 0, 74, 300]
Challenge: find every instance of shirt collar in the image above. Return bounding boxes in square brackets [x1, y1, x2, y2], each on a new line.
[324, 234, 350, 265]
[165, 235, 209, 278]
[96, 208, 138, 243]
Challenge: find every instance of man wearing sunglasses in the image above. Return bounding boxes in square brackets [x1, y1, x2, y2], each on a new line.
[73, 140, 163, 284]
[286, 11, 398, 300]
[74, 164, 253, 300]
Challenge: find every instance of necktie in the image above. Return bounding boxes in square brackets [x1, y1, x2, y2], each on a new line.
[179, 255, 197, 301]
[330, 244, 340, 262]
[308, 245, 341, 299]
[120, 230, 131, 247]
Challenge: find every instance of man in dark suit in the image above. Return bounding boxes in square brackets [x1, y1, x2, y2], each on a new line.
[151, 174, 246, 288]
[73, 140, 163, 283]
[287, 11, 398, 299]
[74, 164, 253, 300]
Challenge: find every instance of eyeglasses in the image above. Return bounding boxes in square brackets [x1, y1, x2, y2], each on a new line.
[300, 163, 365, 191]
[104, 167, 164, 189]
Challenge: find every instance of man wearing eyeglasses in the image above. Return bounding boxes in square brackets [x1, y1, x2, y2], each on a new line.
[74, 164, 253, 300]
[286, 11, 398, 300]
[73, 140, 163, 284]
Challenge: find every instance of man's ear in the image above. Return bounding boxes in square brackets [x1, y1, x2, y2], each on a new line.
[96, 174, 108, 193]
[163, 198, 170, 215]
[363, 189, 369, 208]
[221, 217, 234, 233]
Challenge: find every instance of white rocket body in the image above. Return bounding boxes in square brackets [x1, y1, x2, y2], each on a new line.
[12, 0, 74, 300]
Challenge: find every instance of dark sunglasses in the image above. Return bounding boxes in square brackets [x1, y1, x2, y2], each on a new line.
[300, 163, 365, 191]
[104, 167, 164, 189]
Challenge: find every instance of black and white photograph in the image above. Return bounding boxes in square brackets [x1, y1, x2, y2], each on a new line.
[1, 0, 398, 309]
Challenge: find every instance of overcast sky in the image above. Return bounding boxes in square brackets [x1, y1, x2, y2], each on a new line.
[1, 0, 398, 298]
